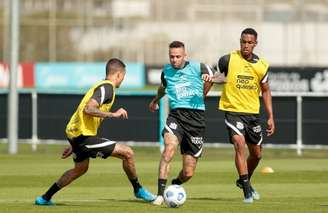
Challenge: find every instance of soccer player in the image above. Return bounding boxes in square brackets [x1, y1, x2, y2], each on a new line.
[149, 41, 214, 205]
[35, 58, 155, 205]
[216, 28, 275, 203]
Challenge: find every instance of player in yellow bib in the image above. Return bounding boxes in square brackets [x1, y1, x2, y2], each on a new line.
[35, 58, 155, 206]
[216, 28, 275, 203]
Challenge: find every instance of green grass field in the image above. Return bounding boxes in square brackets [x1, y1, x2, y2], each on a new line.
[0, 144, 327, 213]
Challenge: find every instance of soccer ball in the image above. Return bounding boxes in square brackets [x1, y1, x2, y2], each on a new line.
[163, 184, 187, 208]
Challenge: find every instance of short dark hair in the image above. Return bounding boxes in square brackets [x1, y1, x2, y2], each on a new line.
[169, 41, 185, 49]
[241, 28, 258, 40]
[106, 58, 126, 76]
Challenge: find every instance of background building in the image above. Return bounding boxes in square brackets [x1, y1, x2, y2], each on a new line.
[1, 0, 328, 65]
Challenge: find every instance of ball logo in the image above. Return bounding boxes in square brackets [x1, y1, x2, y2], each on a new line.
[166, 191, 174, 198]
[177, 192, 185, 201]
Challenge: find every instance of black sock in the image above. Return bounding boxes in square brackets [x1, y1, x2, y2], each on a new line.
[129, 178, 142, 193]
[171, 177, 183, 185]
[158, 179, 167, 196]
[42, 182, 61, 201]
[239, 175, 251, 198]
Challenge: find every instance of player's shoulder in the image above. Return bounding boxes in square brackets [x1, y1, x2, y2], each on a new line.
[256, 55, 269, 69]
[219, 53, 231, 61]
[94, 80, 114, 91]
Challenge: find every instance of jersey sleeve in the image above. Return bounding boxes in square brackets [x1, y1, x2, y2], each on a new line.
[261, 68, 270, 84]
[91, 83, 114, 105]
[218, 54, 230, 76]
[161, 71, 167, 88]
[200, 63, 215, 77]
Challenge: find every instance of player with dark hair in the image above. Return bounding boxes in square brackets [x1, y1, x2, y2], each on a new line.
[35, 58, 155, 205]
[149, 40, 215, 205]
[216, 28, 275, 203]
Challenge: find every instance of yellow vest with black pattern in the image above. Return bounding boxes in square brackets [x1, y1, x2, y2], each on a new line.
[219, 51, 269, 114]
[66, 80, 115, 139]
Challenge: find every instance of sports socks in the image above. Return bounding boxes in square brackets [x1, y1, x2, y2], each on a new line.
[239, 175, 252, 198]
[42, 182, 61, 201]
[157, 179, 167, 196]
[129, 178, 142, 193]
[171, 177, 183, 185]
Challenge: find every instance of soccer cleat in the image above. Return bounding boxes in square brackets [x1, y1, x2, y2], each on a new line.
[35, 196, 55, 206]
[236, 179, 260, 200]
[250, 186, 260, 200]
[134, 187, 156, 202]
[236, 179, 243, 189]
[243, 196, 254, 204]
[151, 195, 164, 206]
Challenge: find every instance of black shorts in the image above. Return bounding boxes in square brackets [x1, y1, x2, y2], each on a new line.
[68, 135, 116, 162]
[162, 109, 205, 158]
[224, 112, 263, 145]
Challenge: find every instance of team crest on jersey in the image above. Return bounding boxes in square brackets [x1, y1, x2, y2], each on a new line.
[236, 122, 244, 130]
[169, 122, 177, 130]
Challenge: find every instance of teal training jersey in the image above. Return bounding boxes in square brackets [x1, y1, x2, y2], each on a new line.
[163, 61, 205, 110]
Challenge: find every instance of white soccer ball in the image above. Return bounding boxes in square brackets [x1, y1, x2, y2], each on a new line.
[163, 184, 187, 208]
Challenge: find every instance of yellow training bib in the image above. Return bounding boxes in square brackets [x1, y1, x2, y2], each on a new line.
[219, 51, 269, 114]
[66, 80, 115, 139]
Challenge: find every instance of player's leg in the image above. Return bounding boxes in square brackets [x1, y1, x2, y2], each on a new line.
[225, 113, 253, 203]
[232, 134, 248, 178]
[247, 143, 262, 180]
[245, 143, 261, 200]
[245, 115, 263, 181]
[232, 134, 253, 203]
[172, 154, 197, 185]
[110, 143, 155, 202]
[152, 132, 179, 205]
[244, 115, 263, 200]
[171, 123, 203, 185]
[35, 159, 89, 205]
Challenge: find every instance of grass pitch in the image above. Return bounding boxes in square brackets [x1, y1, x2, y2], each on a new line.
[0, 144, 327, 213]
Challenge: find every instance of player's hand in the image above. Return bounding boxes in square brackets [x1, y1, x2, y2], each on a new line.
[266, 117, 275, 136]
[212, 72, 226, 84]
[61, 146, 73, 159]
[111, 108, 128, 119]
[149, 100, 159, 112]
[201, 74, 212, 82]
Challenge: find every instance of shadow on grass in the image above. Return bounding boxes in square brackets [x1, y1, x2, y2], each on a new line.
[99, 198, 147, 204]
[34, 198, 144, 207]
[189, 197, 236, 202]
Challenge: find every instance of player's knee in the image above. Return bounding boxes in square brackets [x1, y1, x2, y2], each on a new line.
[76, 164, 89, 175]
[252, 153, 262, 161]
[234, 141, 245, 152]
[162, 148, 175, 163]
[124, 146, 134, 160]
[162, 153, 173, 164]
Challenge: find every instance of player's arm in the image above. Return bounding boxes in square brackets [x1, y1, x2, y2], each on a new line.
[149, 72, 166, 112]
[261, 73, 275, 136]
[61, 145, 73, 159]
[200, 63, 215, 96]
[212, 55, 229, 84]
[84, 84, 128, 119]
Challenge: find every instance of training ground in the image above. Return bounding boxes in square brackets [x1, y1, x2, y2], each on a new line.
[0, 144, 327, 213]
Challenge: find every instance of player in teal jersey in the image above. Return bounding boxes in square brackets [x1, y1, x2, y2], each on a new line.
[149, 41, 215, 205]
